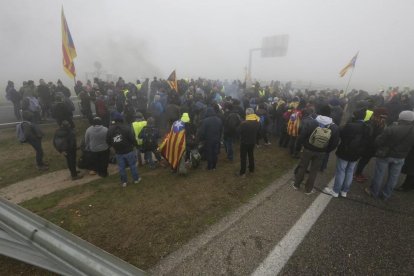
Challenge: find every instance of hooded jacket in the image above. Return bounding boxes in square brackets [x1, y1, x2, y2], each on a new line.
[239, 114, 260, 145]
[197, 108, 222, 142]
[298, 115, 340, 153]
[85, 125, 109, 152]
[375, 121, 414, 158]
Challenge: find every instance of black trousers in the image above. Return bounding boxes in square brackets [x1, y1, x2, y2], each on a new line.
[91, 149, 110, 177]
[206, 140, 220, 170]
[240, 143, 255, 175]
[65, 149, 77, 177]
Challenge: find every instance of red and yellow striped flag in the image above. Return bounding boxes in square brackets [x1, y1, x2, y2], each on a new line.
[61, 7, 77, 79]
[167, 70, 178, 92]
[339, 52, 358, 77]
[158, 120, 186, 169]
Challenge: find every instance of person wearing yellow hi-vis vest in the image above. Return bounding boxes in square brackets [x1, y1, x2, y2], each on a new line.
[132, 112, 147, 166]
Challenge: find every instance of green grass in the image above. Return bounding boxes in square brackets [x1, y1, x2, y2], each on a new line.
[17, 143, 296, 271]
[0, 119, 90, 188]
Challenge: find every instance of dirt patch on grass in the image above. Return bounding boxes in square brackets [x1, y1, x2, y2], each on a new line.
[53, 190, 95, 210]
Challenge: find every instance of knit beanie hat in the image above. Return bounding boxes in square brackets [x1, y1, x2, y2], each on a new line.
[398, 110, 414, 122]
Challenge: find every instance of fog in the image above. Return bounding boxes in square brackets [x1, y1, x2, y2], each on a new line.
[1, 0, 414, 93]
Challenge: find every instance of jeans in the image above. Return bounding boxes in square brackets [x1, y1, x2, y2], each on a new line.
[27, 139, 44, 166]
[240, 143, 255, 175]
[333, 158, 357, 194]
[369, 157, 405, 199]
[223, 136, 234, 161]
[294, 149, 325, 193]
[115, 151, 140, 183]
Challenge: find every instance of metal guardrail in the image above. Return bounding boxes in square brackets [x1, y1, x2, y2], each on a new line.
[0, 197, 147, 276]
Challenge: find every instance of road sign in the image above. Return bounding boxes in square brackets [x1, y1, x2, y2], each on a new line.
[261, 34, 289, 57]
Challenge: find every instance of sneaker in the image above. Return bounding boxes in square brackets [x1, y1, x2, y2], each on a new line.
[240, 174, 246, 178]
[122, 182, 127, 188]
[134, 177, 142, 184]
[89, 171, 97, 175]
[305, 189, 315, 195]
[323, 187, 338, 197]
[264, 142, 271, 146]
[340, 191, 347, 198]
[71, 175, 84, 181]
[292, 182, 299, 190]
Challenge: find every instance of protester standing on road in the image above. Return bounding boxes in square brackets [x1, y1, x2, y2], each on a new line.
[106, 113, 141, 187]
[366, 111, 414, 199]
[395, 145, 414, 192]
[324, 108, 369, 197]
[223, 103, 242, 161]
[239, 108, 260, 177]
[293, 105, 340, 195]
[84, 117, 109, 177]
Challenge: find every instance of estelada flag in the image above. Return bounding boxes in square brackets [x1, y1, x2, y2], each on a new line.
[61, 7, 77, 79]
[158, 120, 186, 169]
[339, 52, 358, 77]
[167, 70, 178, 92]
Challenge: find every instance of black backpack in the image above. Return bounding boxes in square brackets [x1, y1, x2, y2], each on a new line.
[53, 129, 69, 153]
[225, 112, 241, 132]
[142, 127, 158, 151]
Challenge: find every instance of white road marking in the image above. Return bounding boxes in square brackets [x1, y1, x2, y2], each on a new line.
[252, 178, 334, 276]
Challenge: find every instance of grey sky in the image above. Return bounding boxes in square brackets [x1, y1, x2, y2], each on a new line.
[1, 0, 414, 92]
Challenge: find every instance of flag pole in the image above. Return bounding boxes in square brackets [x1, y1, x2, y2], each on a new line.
[344, 67, 355, 95]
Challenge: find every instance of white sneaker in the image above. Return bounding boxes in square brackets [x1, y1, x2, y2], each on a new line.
[134, 177, 142, 184]
[305, 189, 315, 195]
[122, 182, 127, 188]
[323, 187, 338, 197]
[340, 191, 347, 198]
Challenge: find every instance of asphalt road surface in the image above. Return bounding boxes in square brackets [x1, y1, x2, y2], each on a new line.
[151, 156, 414, 275]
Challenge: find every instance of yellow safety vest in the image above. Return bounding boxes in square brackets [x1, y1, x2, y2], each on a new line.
[364, 110, 373, 121]
[135, 84, 142, 91]
[259, 89, 265, 98]
[132, 121, 147, 146]
[123, 89, 130, 97]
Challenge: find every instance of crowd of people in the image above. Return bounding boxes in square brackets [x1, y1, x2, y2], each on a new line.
[6, 77, 414, 198]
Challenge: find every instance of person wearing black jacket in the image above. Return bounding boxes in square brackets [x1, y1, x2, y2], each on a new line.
[106, 113, 141, 187]
[6, 81, 22, 120]
[197, 107, 223, 170]
[239, 108, 260, 177]
[366, 110, 414, 199]
[324, 108, 369, 197]
[54, 120, 82, 180]
[223, 103, 241, 161]
[293, 105, 340, 194]
[395, 145, 414, 192]
[21, 111, 48, 171]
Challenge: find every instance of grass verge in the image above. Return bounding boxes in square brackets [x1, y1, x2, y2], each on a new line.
[0, 140, 296, 275]
[0, 119, 90, 188]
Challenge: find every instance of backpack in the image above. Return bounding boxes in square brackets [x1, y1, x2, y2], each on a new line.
[53, 129, 69, 153]
[226, 113, 241, 132]
[309, 123, 332, 149]
[259, 115, 266, 126]
[16, 122, 29, 143]
[190, 149, 201, 169]
[142, 127, 158, 151]
[28, 97, 41, 113]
